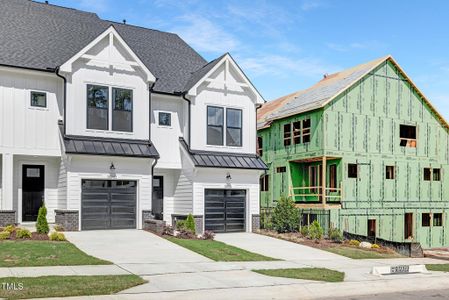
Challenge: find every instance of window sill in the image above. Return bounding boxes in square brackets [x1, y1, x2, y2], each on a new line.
[28, 106, 49, 112]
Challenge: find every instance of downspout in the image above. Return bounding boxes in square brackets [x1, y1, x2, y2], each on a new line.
[55, 67, 67, 135]
[181, 92, 192, 147]
[148, 79, 159, 142]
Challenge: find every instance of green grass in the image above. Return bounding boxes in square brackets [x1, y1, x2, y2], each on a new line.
[325, 246, 403, 259]
[165, 237, 278, 261]
[0, 275, 145, 299]
[426, 264, 449, 272]
[0, 241, 111, 267]
[253, 268, 344, 282]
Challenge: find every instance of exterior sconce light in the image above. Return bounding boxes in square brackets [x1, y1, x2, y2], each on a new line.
[109, 162, 116, 178]
[226, 172, 232, 183]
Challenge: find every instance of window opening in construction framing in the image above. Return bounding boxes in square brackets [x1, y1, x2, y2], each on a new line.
[399, 124, 416, 148]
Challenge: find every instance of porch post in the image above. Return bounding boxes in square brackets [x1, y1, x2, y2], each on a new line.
[322, 156, 326, 205]
[1, 153, 14, 210]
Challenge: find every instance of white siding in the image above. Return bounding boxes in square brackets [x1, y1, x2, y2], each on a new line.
[66, 155, 153, 229]
[189, 62, 257, 154]
[0, 67, 62, 156]
[173, 171, 193, 215]
[0, 156, 2, 206]
[57, 157, 67, 210]
[64, 34, 150, 140]
[151, 94, 186, 169]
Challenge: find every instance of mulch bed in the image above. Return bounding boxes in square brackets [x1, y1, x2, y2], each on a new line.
[258, 229, 397, 254]
[1, 228, 50, 241]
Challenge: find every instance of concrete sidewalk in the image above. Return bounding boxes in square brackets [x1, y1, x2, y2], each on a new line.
[0, 264, 129, 277]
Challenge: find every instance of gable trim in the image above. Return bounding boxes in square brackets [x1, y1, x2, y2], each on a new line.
[59, 25, 156, 82]
[186, 53, 264, 104]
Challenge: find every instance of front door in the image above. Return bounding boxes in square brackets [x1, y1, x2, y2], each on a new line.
[152, 176, 164, 220]
[22, 165, 45, 221]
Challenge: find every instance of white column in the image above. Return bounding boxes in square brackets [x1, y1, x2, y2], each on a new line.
[1, 153, 14, 210]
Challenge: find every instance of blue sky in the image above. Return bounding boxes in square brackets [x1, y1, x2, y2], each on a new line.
[48, 0, 449, 119]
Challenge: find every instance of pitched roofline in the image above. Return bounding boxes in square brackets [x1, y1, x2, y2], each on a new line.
[260, 55, 449, 132]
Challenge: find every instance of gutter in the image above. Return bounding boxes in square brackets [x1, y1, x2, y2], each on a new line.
[181, 92, 192, 147]
[55, 67, 67, 135]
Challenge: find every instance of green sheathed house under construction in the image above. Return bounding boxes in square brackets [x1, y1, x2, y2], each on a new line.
[257, 55, 449, 249]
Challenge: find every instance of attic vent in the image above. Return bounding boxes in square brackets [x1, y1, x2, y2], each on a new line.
[123, 19, 127, 24]
[323, 73, 329, 79]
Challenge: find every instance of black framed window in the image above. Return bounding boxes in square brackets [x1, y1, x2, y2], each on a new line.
[112, 88, 133, 132]
[207, 106, 224, 145]
[31, 91, 47, 108]
[433, 168, 441, 181]
[226, 108, 242, 146]
[276, 166, 286, 173]
[260, 175, 269, 192]
[159, 112, 171, 126]
[348, 163, 358, 178]
[422, 213, 431, 227]
[433, 213, 443, 227]
[424, 168, 431, 181]
[87, 85, 109, 130]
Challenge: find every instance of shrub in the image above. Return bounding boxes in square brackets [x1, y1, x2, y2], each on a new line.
[202, 230, 215, 240]
[260, 210, 273, 230]
[328, 226, 343, 243]
[300, 225, 309, 237]
[185, 214, 196, 233]
[49, 232, 66, 241]
[4, 225, 15, 234]
[308, 220, 323, 241]
[271, 196, 299, 233]
[53, 224, 64, 232]
[36, 204, 49, 234]
[348, 239, 360, 247]
[15, 228, 32, 239]
[0, 231, 10, 240]
[162, 225, 174, 236]
[371, 243, 380, 249]
[175, 220, 186, 231]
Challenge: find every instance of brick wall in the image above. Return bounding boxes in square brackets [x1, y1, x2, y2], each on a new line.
[0, 210, 16, 227]
[55, 210, 79, 231]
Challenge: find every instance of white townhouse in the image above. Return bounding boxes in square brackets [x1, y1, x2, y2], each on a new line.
[0, 0, 266, 233]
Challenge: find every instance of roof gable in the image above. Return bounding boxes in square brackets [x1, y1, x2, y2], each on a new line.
[258, 56, 449, 132]
[185, 53, 264, 104]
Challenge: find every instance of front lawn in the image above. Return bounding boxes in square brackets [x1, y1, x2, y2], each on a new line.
[324, 246, 403, 259]
[0, 241, 111, 267]
[253, 267, 344, 282]
[426, 264, 449, 272]
[165, 237, 278, 261]
[0, 275, 145, 299]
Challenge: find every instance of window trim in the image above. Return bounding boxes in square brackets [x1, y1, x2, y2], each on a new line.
[329, 164, 337, 189]
[260, 174, 269, 192]
[422, 213, 431, 227]
[30, 91, 47, 108]
[112, 87, 133, 132]
[207, 106, 224, 146]
[283, 123, 292, 146]
[257, 136, 263, 156]
[276, 166, 286, 173]
[385, 165, 395, 180]
[433, 168, 441, 181]
[283, 118, 311, 147]
[86, 84, 109, 131]
[158, 111, 172, 127]
[399, 124, 417, 148]
[433, 213, 443, 227]
[226, 108, 242, 147]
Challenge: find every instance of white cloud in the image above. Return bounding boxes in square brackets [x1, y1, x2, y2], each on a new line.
[171, 15, 239, 54]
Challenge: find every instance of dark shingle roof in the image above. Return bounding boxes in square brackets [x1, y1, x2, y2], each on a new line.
[0, 0, 207, 94]
[183, 53, 227, 92]
[64, 135, 159, 158]
[179, 138, 267, 170]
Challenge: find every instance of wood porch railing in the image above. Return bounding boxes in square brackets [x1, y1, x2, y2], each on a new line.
[288, 183, 343, 204]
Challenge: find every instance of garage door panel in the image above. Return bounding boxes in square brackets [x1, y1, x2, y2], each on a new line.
[81, 180, 136, 230]
[205, 189, 246, 233]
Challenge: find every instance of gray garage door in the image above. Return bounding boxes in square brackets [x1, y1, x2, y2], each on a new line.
[205, 189, 246, 233]
[81, 180, 137, 230]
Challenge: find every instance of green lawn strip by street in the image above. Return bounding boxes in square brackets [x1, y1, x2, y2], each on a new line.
[165, 237, 279, 261]
[0, 275, 145, 299]
[324, 246, 403, 259]
[253, 268, 344, 282]
[0, 241, 111, 267]
[426, 264, 449, 272]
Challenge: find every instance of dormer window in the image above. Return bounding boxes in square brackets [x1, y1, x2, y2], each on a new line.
[400, 124, 416, 147]
[31, 91, 47, 108]
[112, 88, 133, 132]
[207, 106, 243, 147]
[226, 108, 242, 147]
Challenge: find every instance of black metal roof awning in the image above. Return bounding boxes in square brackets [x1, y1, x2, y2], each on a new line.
[180, 138, 267, 170]
[63, 135, 159, 158]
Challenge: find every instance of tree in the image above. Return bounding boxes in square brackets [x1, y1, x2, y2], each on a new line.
[271, 196, 299, 233]
[185, 214, 196, 233]
[36, 204, 49, 234]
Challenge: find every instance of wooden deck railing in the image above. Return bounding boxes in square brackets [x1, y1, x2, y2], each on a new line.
[288, 184, 342, 203]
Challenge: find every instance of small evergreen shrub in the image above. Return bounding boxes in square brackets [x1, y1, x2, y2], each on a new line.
[185, 214, 196, 233]
[371, 243, 380, 249]
[260, 210, 273, 230]
[175, 220, 186, 231]
[53, 224, 64, 232]
[49, 232, 66, 241]
[15, 228, 32, 239]
[308, 220, 323, 241]
[202, 230, 215, 240]
[271, 196, 299, 233]
[348, 239, 360, 247]
[300, 225, 309, 237]
[36, 204, 49, 234]
[328, 226, 343, 243]
[4, 225, 15, 234]
[0, 231, 10, 240]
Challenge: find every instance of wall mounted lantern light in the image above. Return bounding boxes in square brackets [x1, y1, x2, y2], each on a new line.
[109, 162, 116, 178]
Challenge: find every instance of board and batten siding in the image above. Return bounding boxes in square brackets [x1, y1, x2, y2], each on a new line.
[0, 67, 62, 156]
